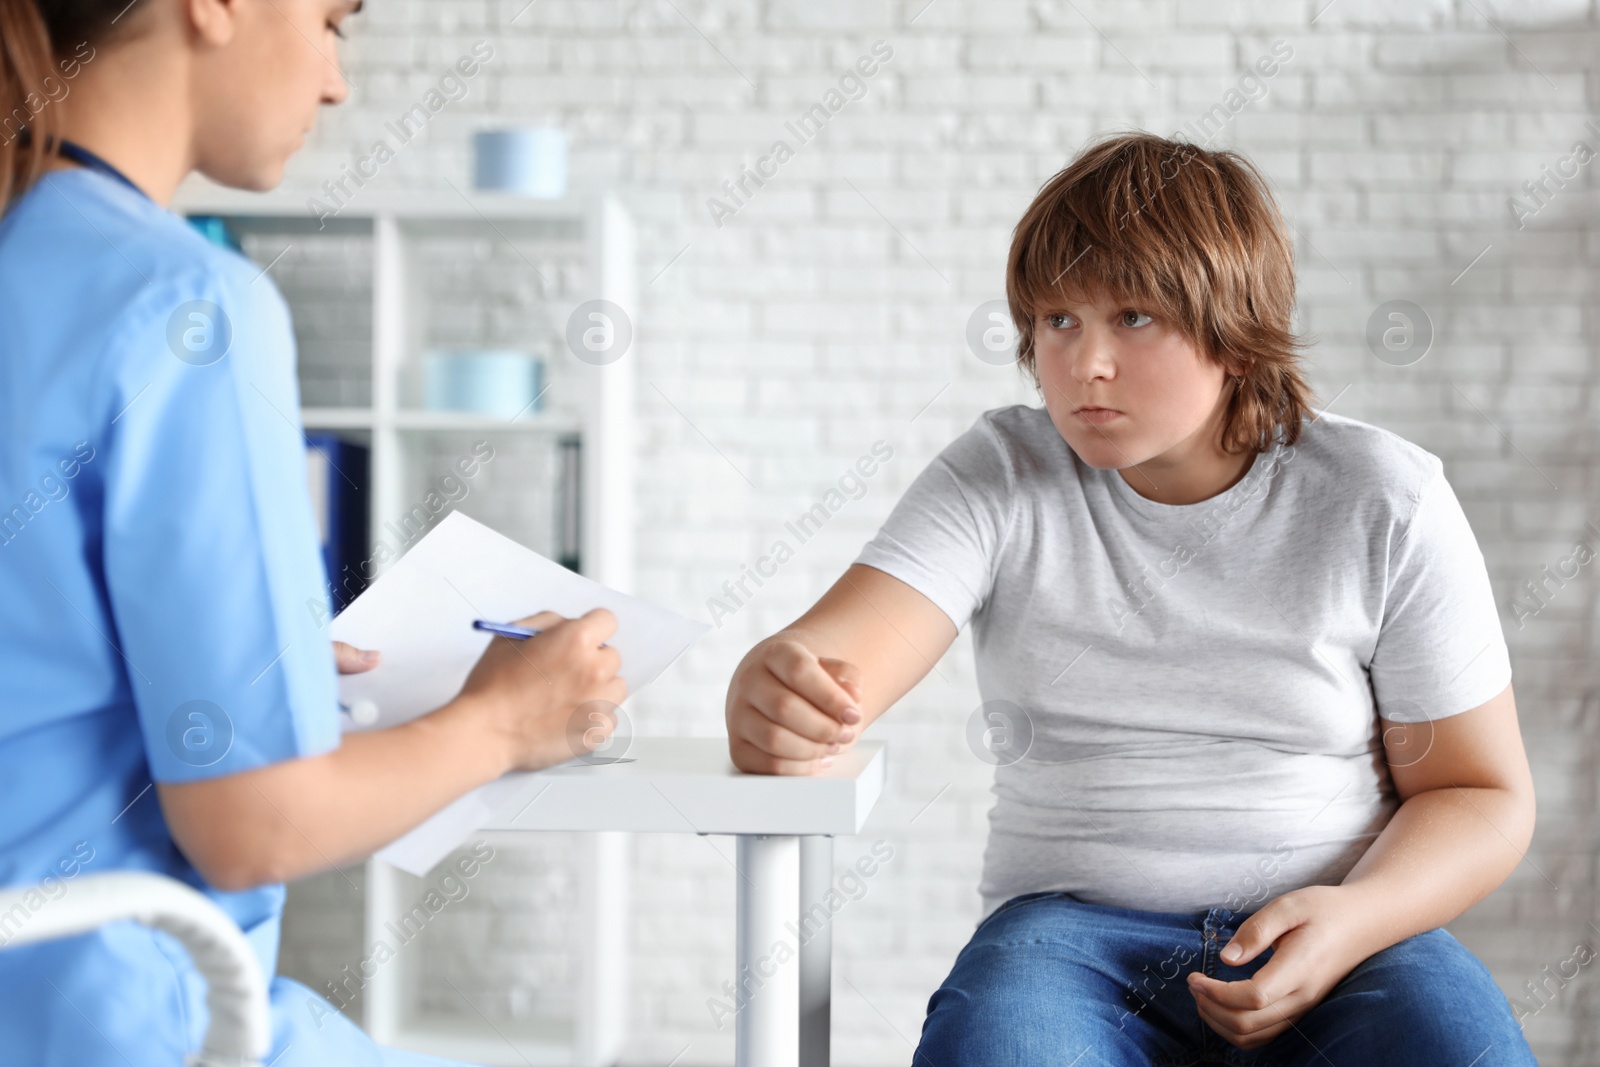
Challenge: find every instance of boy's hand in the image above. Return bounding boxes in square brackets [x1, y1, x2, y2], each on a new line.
[1186, 884, 1374, 1050]
[726, 636, 863, 775]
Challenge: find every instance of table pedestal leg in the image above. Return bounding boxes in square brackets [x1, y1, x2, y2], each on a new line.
[737, 834, 799, 1067]
[799, 835, 832, 1067]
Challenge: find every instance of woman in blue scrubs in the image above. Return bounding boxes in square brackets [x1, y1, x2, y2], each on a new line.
[0, 2, 626, 1064]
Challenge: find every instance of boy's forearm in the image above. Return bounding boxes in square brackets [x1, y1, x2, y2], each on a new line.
[768, 566, 959, 729]
[1336, 783, 1534, 958]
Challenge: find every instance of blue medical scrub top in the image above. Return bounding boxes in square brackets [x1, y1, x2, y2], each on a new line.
[0, 167, 469, 1066]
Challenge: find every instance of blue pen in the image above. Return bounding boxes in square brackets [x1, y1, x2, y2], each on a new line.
[474, 618, 614, 648]
[473, 619, 542, 640]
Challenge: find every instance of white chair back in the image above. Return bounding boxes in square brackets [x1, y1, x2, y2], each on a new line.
[0, 871, 271, 1067]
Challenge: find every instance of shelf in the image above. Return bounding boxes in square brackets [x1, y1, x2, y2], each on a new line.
[173, 182, 608, 224]
[302, 407, 375, 429]
[302, 409, 582, 434]
[388, 1014, 575, 1067]
[393, 410, 582, 434]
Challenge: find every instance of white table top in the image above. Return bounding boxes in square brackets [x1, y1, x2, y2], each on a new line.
[478, 738, 887, 836]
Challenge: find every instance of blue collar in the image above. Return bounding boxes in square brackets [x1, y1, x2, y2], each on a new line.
[56, 140, 150, 201]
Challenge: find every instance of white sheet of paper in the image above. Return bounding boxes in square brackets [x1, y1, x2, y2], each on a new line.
[328, 510, 709, 875]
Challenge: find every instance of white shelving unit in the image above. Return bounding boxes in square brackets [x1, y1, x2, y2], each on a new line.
[173, 184, 637, 1066]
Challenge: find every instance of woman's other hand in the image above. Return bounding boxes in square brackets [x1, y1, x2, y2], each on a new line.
[333, 641, 380, 674]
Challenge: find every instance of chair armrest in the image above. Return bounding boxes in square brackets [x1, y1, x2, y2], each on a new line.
[0, 871, 270, 1067]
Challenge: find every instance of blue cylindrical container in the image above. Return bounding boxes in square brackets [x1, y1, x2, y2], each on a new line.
[472, 128, 568, 198]
[422, 350, 545, 419]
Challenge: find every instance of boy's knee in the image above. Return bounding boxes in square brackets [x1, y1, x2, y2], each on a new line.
[917, 981, 1143, 1065]
[1301, 930, 1535, 1065]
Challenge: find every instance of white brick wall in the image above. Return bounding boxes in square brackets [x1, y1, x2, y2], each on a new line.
[271, 2, 1600, 1064]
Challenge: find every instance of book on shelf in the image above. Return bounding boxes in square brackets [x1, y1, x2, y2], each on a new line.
[305, 433, 371, 613]
[558, 434, 581, 573]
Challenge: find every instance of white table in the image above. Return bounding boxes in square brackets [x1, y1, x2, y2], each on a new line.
[479, 738, 888, 1067]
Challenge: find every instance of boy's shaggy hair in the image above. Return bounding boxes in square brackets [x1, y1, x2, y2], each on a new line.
[1006, 131, 1314, 454]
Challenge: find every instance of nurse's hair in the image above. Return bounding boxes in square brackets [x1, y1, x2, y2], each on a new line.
[1006, 131, 1315, 455]
[0, 0, 132, 211]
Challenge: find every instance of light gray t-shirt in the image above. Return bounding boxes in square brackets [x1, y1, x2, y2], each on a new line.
[854, 405, 1511, 919]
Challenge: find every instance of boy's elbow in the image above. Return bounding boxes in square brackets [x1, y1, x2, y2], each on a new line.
[1510, 778, 1537, 854]
[1475, 773, 1537, 862]
[1496, 743, 1538, 854]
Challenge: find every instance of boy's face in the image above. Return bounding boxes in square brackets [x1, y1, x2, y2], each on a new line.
[1032, 290, 1237, 472]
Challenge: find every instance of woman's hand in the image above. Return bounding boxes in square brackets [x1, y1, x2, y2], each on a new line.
[161, 614, 625, 891]
[1187, 884, 1376, 1050]
[725, 635, 863, 775]
[455, 608, 628, 773]
[333, 640, 380, 674]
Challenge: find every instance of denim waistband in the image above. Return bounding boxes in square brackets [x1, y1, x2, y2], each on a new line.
[980, 890, 1254, 935]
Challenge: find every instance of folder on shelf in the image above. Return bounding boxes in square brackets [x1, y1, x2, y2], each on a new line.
[328, 510, 710, 874]
[305, 433, 371, 613]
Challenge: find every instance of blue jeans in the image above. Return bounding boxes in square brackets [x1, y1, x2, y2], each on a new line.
[914, 892, 1536, 1067]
